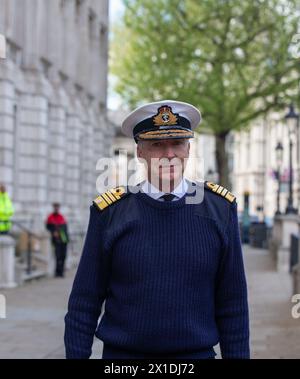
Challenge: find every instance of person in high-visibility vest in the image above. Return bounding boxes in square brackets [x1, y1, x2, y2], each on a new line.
[0, 184, 14, 234]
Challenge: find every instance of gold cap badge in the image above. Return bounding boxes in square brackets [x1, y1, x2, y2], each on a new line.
[153, 106, 178, 127]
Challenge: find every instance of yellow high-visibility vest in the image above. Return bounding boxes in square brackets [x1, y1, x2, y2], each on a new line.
[0, 192, 14, 232]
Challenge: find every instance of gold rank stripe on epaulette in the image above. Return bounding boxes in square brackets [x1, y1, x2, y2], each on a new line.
[93, 186, 127, 211]
[205, 181, 236, 203]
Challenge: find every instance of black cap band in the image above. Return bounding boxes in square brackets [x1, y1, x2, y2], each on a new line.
[133, 115, 191, 138]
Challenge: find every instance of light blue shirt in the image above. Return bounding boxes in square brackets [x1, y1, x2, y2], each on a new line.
[141, 178, 188, 201]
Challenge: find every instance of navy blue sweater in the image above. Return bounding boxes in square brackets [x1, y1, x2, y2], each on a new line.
[64, 184, 250, 359]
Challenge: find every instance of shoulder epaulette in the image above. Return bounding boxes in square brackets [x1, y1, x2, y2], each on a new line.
[93, 186, 127, 211]
[204, 181, 236, 204]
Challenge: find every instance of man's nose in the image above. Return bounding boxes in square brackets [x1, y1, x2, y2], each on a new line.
[163, 145, 176, 159]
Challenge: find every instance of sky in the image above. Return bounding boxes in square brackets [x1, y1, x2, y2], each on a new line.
[109, 0, 125, 27]
[108, 0, 125, 110]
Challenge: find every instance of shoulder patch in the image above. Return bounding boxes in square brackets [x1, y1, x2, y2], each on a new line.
[204, 181, 236, 203]
[93, 186, 127, 211]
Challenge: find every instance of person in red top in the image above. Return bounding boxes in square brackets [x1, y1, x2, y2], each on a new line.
[46, 203, 69, 278]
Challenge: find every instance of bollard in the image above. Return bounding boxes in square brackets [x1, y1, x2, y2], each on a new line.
[0, 34, 6, 59]
[0, 235, 17, 288]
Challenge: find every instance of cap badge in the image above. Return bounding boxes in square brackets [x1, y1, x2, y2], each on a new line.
[153, 106, 178, 127]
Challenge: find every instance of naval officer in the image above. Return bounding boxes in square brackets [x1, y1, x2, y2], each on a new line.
[64, 100, 250, 359]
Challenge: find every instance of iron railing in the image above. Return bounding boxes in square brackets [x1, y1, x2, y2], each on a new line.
[1, 220, 85, 275]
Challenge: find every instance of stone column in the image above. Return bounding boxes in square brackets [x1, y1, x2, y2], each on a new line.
[81, 104, 94, 210]
[103, 116, 115, 157]
[0, 2, 5, 34]
[270, 214, 300, 272]
[17, 83, 50, 223]
[94, 111, 107, 195]
[0, 61, 16, 198]
[0, 235, 17, 289]
[76, 0, 89, 88]
[15, 0, 52, 227]
[98, 0, 109, 105]
[65, 89, 84, 221]
[48, 102, 67, 204]
[89, 8, 101, 96]
[22, 0, 40, 69]
[48, 72, 68, 205]
[61, 0, 76, 78]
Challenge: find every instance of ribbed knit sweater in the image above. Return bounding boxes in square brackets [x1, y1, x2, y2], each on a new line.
[64, 186, 250, 359]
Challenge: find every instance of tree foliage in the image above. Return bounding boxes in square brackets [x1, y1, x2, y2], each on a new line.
[111, 0, 300, 187]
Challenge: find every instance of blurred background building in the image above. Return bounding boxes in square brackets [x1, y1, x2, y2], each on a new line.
[0, 0, 116, 283]
[0, 0, 114, 234]
[233, 110, 300, 223]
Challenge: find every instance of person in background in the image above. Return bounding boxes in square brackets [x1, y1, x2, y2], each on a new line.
[46, 203, 69, 278]
[0, 184, 14, 235]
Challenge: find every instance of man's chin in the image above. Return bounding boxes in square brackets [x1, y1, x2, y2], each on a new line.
[149, 168, 184, 188]
[159, 173, 183, 186]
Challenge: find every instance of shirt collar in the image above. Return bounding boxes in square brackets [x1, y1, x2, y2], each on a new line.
[141, 178, 188, 201]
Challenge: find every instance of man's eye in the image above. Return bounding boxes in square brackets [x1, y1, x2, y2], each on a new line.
[152, 142, 161, 147]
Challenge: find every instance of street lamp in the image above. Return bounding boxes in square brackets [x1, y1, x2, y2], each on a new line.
[285, 104, 299, 214]
[275, 142, 283, 215]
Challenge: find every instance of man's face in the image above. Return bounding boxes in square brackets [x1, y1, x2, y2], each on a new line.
[0, 185, 5, 193]
[53, 205, 60, 213]
[137, 138, 190, 189]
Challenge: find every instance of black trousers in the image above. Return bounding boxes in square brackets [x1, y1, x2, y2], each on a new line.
[54, 243, 67, 277]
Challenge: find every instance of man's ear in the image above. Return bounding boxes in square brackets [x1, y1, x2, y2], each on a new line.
[137, 145, 143, 161]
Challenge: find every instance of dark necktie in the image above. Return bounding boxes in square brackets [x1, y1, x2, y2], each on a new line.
[160, 193, 176, 202]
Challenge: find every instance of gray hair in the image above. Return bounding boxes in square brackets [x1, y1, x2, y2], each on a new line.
[137, 139, 190, 150]
[137, 140, 145, 148]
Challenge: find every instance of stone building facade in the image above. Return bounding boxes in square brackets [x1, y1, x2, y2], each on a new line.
[233, 112, 299, 222]
[0, 0, 114, 232]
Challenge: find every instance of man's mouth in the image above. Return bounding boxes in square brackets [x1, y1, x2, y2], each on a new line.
[159, 165, 176, 169]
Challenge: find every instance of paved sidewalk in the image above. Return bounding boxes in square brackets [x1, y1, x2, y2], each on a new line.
[0, 245, 300, 359]
[244, 245, 300, 359]
[0, 270, 103, 359]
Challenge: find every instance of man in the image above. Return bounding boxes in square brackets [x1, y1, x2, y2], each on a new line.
[46, 203, 69, 278]
[64, 100, 250, 359]
[0, 184, 14, 234]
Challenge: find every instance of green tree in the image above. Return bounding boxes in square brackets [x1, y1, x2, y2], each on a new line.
[111, 0, 300, 189]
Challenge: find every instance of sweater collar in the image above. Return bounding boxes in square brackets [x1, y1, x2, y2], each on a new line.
[141, 178, 188, 201]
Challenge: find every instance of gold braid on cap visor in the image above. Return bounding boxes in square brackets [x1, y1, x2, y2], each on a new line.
[137, 129, 194, 140]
